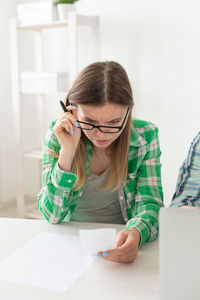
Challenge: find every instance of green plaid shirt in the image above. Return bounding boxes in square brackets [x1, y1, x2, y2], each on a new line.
[37, 119, 163, 246]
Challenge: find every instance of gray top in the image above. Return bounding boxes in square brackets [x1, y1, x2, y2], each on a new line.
[71, 168, 126, 224]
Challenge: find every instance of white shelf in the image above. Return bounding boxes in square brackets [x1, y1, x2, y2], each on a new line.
[77, 15, 99, 27]
[19, 20, 69, 30]
[23, 148, 43, 160]
[20, 71, 69, 94]
[10, 13, 100, 218]
[18, 15, 98, 31]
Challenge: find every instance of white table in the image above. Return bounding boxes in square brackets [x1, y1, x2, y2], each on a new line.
[0, 218, 159, 300]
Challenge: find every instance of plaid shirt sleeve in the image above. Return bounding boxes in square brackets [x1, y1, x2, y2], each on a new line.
[126, 124, 163, 246]
[170, 131, 200, 208]
[37, 121, 77, 223]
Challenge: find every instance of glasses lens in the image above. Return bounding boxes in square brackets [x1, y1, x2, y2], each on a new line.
[78, 123, 93, 130]
[99, 127, 120, 133]
[77, 122, 120, 133]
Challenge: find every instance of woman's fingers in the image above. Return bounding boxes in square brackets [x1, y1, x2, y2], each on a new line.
[97, 229, 140, 264]
[181, 205, 200, 210]
[102, 253, 137, 264]
[55, 118, 73, 135]
[65, 105, 77, 113]
[53, 105, 81, 151]
[54, 110, 79, 136]
[98, 246, 138, 263]
[61, 111, 78, 127]
[63, 120, 74, 135]
[116, 229, 129, 247]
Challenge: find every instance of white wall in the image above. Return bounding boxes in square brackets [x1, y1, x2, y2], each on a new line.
[0, 0, 18, 203]
[1, 0, 200, 206]
[76, 0, 200, 206]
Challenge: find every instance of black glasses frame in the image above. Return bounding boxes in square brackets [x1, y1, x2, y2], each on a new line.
[76, 106, 130, 133]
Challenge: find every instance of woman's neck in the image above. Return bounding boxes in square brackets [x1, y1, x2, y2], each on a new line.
[92, 144, 112, 157]
[90, 145, 111, 175]
[92, 145, 106, 156]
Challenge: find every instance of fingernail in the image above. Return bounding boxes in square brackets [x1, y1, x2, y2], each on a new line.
[103, 252, 110, 257]
[74, 121, 79, 127]
[71, 130, 74, 136]
[97, 254, 103, 258]
[72, 106, 77, 109]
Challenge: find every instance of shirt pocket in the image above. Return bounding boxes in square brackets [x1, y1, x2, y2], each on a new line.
[126, 172, 137, 183]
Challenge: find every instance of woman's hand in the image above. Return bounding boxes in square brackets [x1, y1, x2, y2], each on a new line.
[53, 105, 81, 151]
[181, 205, 200, 210]
[53, 105, 81, 172]
[98, 228, 141, 264]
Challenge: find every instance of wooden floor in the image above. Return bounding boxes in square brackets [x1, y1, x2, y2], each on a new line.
[0, 203, 19, 218]
[0, 201, 43, 220]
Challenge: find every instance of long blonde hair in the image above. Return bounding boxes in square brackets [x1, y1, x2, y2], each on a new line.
[65, 61, 134, 191]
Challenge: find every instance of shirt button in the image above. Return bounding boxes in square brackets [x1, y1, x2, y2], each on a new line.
[67, 179, 72, 183]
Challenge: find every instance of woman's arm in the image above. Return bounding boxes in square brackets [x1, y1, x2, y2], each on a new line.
[37, 122, 78, 223]
[126, 126, 164, 246]
[99, 125, 163, 263]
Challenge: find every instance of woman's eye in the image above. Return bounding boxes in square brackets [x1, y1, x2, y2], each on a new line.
[110, 120, 120, 124]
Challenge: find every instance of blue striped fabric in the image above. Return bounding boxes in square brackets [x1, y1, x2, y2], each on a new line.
[170, 131, 200, 208]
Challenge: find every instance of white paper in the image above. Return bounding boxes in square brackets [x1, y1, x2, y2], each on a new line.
[79, 228, 117, 255]
[0, 232, 96, 292]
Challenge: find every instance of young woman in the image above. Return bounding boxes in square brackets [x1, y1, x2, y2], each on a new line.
[37, 61, 163, 263]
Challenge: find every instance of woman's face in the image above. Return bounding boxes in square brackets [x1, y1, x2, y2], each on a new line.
[73, 103, 129, 149]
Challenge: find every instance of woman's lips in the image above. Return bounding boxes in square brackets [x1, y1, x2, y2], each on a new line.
[96, 139, 109, 145]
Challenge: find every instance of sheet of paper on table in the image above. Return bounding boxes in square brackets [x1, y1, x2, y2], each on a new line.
[0, 228, 117, 292]
[79, 228, 117, 255]
[0, 232, 96, 292]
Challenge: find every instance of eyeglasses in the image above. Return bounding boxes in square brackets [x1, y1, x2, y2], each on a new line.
[76, 106, 130, 134]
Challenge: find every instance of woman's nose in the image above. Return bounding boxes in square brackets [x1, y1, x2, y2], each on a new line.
[94, 128, 106, 137]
